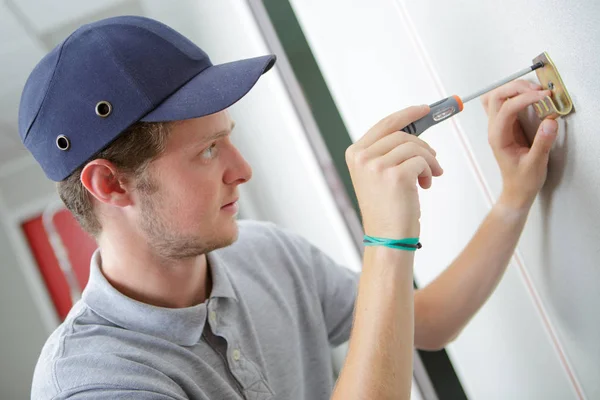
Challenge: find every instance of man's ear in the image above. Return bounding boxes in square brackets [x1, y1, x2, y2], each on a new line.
[80, 160, 133, 208]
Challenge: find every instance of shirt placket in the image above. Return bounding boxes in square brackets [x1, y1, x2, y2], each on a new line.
[208, 298, 274, 400]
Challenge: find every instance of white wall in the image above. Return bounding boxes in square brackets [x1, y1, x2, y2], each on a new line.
[0, 159, 59, 398]
[402, 3, 598, 398]
[0, 212, 48, 399]
[288, 0, 597, 398]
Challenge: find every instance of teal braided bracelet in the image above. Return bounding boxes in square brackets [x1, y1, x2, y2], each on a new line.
[363, 235, 422, 252]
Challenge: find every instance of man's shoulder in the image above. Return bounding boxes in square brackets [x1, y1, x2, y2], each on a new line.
[31, 303, 177, 399]
[32, 302, 88, 399]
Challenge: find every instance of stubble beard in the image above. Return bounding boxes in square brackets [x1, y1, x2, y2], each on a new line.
[136, 175, 238, 260]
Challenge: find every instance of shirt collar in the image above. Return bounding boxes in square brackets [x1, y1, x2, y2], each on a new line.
[82, 249, 237, 346]
[207, 251, 238, 302]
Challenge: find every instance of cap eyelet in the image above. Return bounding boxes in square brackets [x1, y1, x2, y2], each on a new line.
[95, 101, 112, 117]
[56, 135, 70, 151]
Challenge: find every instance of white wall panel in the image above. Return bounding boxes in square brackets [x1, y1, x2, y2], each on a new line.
[418, 121, 574, 400]
[288, 0, 438, 141]
[289, 0, 586, 398]
[403, 1, 599, 398]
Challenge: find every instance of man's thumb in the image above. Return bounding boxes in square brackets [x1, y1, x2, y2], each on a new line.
[529, 119, 558, 162]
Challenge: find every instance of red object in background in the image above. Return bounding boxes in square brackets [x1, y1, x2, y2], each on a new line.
[22, 209, 97, 320]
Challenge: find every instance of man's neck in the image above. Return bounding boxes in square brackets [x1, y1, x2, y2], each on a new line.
[97, 231, 211, 309]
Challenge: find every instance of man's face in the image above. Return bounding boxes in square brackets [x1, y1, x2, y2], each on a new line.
[133, 111, 252, 259]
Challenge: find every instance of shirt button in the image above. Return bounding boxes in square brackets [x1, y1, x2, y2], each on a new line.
[209, 311, 217, 324]
[232, 349, 241, 361]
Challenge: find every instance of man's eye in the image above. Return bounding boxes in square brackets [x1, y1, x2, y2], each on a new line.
[201, 143, 218, 160]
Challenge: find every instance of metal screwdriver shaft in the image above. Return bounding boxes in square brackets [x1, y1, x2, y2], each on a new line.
[462, 62, 545, 103]
[401, 61, 546, 136]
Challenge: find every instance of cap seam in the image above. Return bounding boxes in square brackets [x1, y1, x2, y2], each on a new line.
[23, 31, 77, 142]
[93, 22, 208, 108]
[93, 29, 153, 108]
[109, 24, 214, 116]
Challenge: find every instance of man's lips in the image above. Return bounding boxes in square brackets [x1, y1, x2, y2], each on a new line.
[221, 198, 239, 208]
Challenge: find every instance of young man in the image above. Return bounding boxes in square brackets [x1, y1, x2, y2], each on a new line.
[21, 16, 557, 400]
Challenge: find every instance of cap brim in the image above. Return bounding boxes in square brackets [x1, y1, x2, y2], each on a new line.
[141, 54, 276, 122]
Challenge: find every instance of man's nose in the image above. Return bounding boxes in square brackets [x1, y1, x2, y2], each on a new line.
[223, 144, 252, 185]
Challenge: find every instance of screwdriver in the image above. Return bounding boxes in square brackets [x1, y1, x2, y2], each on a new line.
[401, 61, 545, 136]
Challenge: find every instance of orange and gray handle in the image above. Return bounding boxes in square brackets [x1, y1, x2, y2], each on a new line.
[401, 95, 464, 136]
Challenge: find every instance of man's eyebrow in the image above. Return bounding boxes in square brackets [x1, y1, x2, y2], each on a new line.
[204, 121, 236, 143]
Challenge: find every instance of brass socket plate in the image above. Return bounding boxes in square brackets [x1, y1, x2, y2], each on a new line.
[532, 52, 573, 119]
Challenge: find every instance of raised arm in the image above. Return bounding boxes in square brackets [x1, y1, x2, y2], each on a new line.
[413, 81, 558, 350]
[333, 105, 443, 400]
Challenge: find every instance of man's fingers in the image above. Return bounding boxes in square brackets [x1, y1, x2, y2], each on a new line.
[357, 105, 430, 148]
[380, 142, 443, 177]
[527, 119, 558, 165]
[499, 90, 551, 119]
[364, 130, 436, 159]
[393, 156, 433, 189]
[486, 80, 541, 113]
[488, 90, 550, 148]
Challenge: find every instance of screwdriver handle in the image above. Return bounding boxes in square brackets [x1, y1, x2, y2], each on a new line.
[401, 95, 464, 136]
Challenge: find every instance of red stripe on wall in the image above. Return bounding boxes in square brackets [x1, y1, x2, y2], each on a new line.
[21, 209, 97, 321]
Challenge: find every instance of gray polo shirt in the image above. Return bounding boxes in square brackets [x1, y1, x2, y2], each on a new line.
[31, 220, 359, 399]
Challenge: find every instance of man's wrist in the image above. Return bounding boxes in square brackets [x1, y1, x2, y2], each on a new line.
[496, 191, 533, 218]
[363, 245, 415, 275]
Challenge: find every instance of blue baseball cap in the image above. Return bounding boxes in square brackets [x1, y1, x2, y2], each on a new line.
[18, 15, 276, 181]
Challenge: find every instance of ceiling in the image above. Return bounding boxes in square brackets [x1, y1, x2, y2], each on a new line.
[0, 0, 201, 168]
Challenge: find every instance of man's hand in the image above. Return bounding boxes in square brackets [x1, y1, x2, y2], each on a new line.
[335, 106, 443, 400]
[345, 105, 443, 239]
[482, 80, 559, 210]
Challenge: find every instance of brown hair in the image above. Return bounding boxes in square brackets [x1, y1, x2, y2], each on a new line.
[57, 121, 171, 237]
